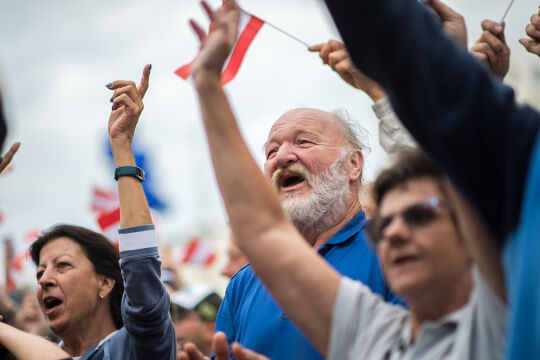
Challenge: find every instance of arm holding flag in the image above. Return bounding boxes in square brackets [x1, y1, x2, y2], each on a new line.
[190, 0, 340, 355]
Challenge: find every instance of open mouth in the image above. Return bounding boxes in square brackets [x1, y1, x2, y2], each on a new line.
[43, 296, 63, 314]
[393, 255, 419, 267]
[278, 171, 306, 190]
[280, 174, 305, 188]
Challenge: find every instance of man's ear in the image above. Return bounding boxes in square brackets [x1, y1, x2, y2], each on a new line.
[98, 277, 116, 299]
[347, 150, 364, 182]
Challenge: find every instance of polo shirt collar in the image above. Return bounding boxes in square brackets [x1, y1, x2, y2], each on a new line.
[323, 210, 368, 246]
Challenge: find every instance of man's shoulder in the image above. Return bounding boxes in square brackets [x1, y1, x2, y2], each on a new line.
[229, 262, 254, 282]
[225, 263, 261, 297]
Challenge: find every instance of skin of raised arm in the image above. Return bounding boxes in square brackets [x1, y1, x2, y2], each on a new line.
[107, 65, 153, 228]
[0, 142, 20, 174]
[0, 321, 69, 360]
[189, 0, 340, 354]
[308, 40, 386, 102]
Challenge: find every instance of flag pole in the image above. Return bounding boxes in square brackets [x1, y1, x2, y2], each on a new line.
[501, 0, 516, 22]
[241, 9, 310, 48]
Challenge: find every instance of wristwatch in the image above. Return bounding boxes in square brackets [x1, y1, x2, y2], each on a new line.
[114, 166, 145, 182]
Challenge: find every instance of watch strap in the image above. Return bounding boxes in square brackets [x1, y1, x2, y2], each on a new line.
[114, 166, 145, 182]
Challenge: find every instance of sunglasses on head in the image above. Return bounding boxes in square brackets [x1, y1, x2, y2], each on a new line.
[369, 197, 452, 243]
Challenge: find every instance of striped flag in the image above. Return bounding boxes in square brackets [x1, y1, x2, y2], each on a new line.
[175, 11, 264, 86]
[91, 186, 119, 213]
[97, 207, 120, 245]
[181, 237, 217, 267]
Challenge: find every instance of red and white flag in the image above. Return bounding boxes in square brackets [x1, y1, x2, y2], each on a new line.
[181, 237, 217, 267]
[97, 207, 120, 245]
[91, 187, 119, 213]
[175, 11, 264, 86]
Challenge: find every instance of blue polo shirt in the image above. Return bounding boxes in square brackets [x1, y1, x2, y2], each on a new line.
[214, 211, 403, 359]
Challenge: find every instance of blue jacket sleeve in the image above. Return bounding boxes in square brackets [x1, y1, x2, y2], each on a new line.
[323, 0, 540, 243]
[119, 225, 176, 360]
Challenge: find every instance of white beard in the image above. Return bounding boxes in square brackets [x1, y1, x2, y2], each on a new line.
[277, 152, 351, 241]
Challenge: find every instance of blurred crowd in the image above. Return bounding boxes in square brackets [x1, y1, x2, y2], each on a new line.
[1, 0, 540, 359]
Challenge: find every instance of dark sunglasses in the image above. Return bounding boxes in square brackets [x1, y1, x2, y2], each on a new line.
[369, 197, 452, 243]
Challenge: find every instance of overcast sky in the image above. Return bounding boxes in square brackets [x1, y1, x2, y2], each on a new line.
[1, 0, 539, 250]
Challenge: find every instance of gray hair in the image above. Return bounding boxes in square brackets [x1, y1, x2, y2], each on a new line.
[330, 109, 371, 154]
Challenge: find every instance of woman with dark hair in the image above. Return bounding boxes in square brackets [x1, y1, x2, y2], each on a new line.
[29, 65, 176, 359]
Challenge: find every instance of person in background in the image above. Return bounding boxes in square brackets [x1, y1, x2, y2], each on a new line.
[171, 285, 222, 357]
[220, 233, 248, 279]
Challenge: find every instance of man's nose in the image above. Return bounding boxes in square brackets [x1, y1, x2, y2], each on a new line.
[274, 143, 298, 168]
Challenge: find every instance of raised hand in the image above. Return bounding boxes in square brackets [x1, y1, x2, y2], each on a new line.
[107, 64, 151, 145]
[423, 0, 468, 49]
[519, 7, 540, 57]
[189, 0, 241, 84]
[471, 20, 510, 79]
[0, 142, 20, 174]
[179, 332, 270, 360]
[308, 40, 386, 102]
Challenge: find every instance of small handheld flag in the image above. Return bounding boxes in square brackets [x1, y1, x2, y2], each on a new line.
[176, 11, 264, 86]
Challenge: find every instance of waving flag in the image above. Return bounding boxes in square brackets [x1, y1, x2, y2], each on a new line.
[175, 11, 264, 86]
[97, 207, 121, 244]
[91, 186, 119, 213]
[181, 237, 217, 267]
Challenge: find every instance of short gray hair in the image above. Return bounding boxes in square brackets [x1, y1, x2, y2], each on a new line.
[331, 109, 371, 191]
[331, 109, 371, 153]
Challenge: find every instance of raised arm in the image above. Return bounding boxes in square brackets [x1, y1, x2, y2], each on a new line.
[0, 320, 69, 360]
[323, 0, 540, 243]
[189, 0, 340, 354]
[107, 65, 176, 359]
[107, 66, 152, 228]
[0, 142, 20, 174]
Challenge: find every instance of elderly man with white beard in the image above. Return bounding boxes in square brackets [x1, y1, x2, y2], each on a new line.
[213, 106, 403, 360]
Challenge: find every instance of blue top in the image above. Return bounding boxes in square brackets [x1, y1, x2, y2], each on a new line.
[322, 0, 540, 358]
[215, 211, 403, 359]
[80, 225, 176, 360]
[503, 135, 540, 359]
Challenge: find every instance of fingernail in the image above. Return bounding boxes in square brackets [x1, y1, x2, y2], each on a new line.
[109, 96, 113, 103]
[149, 64, 152, 70]
[495, 25, 502, 32]
[106, 82, 112, 88]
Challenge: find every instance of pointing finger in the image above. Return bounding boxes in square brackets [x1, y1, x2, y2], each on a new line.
[138, 64, 151, 99]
